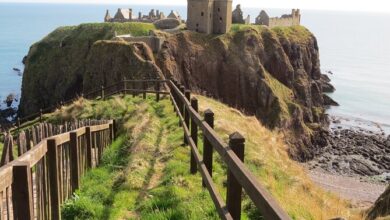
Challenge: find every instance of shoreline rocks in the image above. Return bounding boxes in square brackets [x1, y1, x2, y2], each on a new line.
[308, 121, 390, 184]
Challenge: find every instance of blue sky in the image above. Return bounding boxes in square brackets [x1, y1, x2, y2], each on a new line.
[0, 0, 389, 12]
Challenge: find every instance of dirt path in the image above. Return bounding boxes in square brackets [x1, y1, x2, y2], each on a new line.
[307, 169, 387, 209]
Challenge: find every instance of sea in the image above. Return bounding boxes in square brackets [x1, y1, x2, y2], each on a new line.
[0, 3, 389, 133]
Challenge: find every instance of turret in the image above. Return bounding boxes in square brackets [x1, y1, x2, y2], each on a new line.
[104, 9, 112, 22]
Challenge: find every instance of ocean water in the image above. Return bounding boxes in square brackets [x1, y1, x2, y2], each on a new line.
[0, 3, 389, 132]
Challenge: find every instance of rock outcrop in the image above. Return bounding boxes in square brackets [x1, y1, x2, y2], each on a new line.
[83, 40, 163, 93]
[157, 26, 332, 160]
[19, 22, 156, 117]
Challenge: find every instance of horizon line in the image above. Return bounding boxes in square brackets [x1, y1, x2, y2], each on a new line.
[0, 1, 390, 14]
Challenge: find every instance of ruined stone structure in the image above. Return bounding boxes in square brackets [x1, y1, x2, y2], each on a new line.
[187, 0, 233, 34]
[231, 4, 250, 25]
[256, 9, 301, 27]
[232, 4, 244, 24]
[105, 8, 180, 24]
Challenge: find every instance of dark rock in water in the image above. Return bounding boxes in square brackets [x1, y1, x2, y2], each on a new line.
[13, 67, 21, 72]
[4, 93, 16, 107]
[322, 82, 336, 93]
[320, 74, 331, 83]
[323, 94, 339, 106]
[22, 55, 27, 65]
[320, 74, 335, 93]
[326, 70, 334, 75]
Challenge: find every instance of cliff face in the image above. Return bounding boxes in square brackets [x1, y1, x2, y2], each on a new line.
[83, 40, 163, 93]
[157, 26, 330, 160]
[20, 23, 332, 160]
[19, 23, 156, 116]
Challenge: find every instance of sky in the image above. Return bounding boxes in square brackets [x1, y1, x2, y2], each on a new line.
[0, 0, 390, 13]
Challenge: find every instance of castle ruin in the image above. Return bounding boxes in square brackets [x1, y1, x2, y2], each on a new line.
[255, 9, 301, 28]
[104, 8, 181, 23]
[186, 0, 233, 34]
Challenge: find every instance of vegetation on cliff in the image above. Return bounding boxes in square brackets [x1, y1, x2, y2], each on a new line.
[20, 22, 155, 117]
[39, 95, 356, 219]
[157, 25, 327, 160]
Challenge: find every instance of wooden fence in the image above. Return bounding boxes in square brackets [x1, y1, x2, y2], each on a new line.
[0, 78, 169, 133]
[0, 119, 114, 220]
[168, 80, 291, 220]
[1, 78, 291, 219]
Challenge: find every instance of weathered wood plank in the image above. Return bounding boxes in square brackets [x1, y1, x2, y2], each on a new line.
[12, 162, 34, 220]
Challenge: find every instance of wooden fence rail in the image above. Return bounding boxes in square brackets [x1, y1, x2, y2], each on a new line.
[0, 79, 168, 135]
[168, 80, 291, 220]
[0, 120, 114, 220]
[1, 78, 290, 219]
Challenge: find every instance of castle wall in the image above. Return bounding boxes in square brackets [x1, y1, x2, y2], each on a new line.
[187, 0, 214, 34]
[268, 16, 300, 28]
[213, 0, 232, 34]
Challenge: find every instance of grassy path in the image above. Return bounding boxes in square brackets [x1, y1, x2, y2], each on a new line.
[58, 96, 219, 219]
[48, 95, 360, 220]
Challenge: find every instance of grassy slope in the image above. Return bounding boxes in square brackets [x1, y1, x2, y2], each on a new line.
[48, 94, 361, 220]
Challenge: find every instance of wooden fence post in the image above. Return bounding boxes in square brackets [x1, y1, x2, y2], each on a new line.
[226, 132, 245, 220]
[101, 85, 105, 100]
[203, 109, 214, 187]
[17, 118, 21, 130]
[156, 81, 160, 102]
[190, 97, 198, 174]
[179, 85, 185, 126]
[0, 133, 14, 166]
[12, 162, 33, 220]
[47, 139, 60, 220]
[40, 109, 43, 122]
[70, 132, 80, 192]
[109, 122, 114, 141]
[184, 90, 191, 144]
[123, 77, 127, 95]
[170, 81, 177, 114]
[86, 127, 92, 168]
[143, 80, 147, 99]
[133, 81, 136, 97]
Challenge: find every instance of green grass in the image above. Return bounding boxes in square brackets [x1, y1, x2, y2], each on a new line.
[52, 94, 358, 220]
[58, 95, 221, 219]
[272, 26, 313, 44]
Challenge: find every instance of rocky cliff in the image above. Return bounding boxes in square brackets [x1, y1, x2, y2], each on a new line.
[19, 22, 156, 116]
[20, 23, 334, 160]
[157, 25, 334, 160]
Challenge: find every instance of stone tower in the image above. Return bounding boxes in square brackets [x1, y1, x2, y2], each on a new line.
[187, 0, 232, 34]
[213, 0, 232, 34]
[187, 0, 214, 34]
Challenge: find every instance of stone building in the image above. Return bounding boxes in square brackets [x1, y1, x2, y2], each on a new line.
[231, 4, 250, 25]
[187, 0, 233, 34]
[255, 9, 301, 27]
[105, 8, 180, 23]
